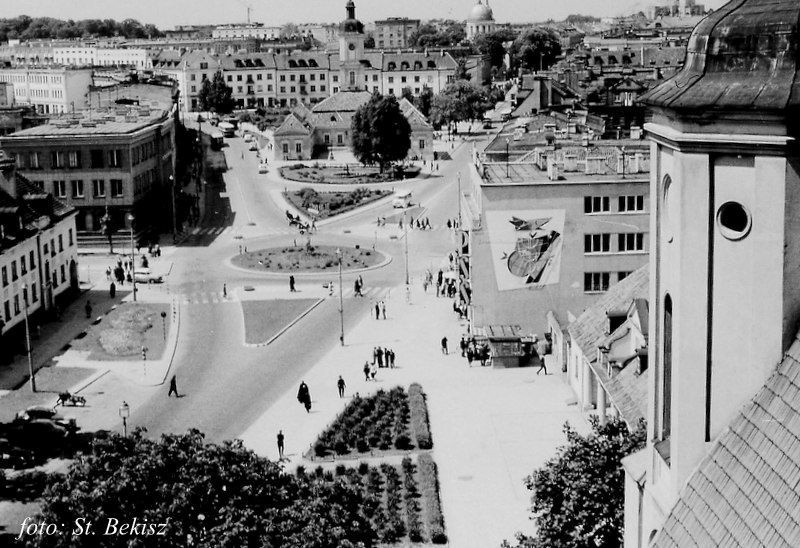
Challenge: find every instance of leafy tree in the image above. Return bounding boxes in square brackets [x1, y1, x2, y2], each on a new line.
[351, 94, 411, 172]
[25, 430, 377, 548]
[472, 28, 518, 68]
[198, 71, 235, 114]
[400, 86, 414, 103]
[511, 28, 562, 72]
[0, 16, 163, 42]
[454, 58, 471, 81]
[408, 21, 465, 48]
[430, 80, 489, 128]
[364, 35, 375, 49]
[413, 86, 434, 118]
[280, 22, 300, 39]
[503, 417, 646, 548]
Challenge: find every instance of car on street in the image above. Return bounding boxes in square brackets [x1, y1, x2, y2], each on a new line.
[248, 142, 258, 151]
[258, 163, 269, 174]
[13, 406, 78, 432]
[243, 134, 253, 143]
[133, 268, 164, 284]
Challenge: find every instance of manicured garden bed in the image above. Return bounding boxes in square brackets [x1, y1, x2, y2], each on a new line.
[308, 385, 433, 459]
[283, 187, 391, 220]
[70, 302, 170, 361]
[231, 244, 385, 273]
[297, 458, 447, 544]
[280, 163, 420, 185]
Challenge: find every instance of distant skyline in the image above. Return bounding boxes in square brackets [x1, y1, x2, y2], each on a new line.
[4, 0, 729, 29]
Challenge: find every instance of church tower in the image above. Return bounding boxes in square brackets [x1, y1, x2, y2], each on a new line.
[635, 0, 800, 535]
[338, 0, 365, 91]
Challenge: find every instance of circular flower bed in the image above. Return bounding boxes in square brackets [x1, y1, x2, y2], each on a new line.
[231, 244, 385, 273]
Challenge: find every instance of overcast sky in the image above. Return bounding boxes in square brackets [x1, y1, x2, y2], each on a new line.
[4, 0, 728, 29]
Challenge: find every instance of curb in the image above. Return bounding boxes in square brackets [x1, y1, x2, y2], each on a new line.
[315, 192, 399, 228]
[243, 297, 325, 348]
[70, 368, 111, 396]
[225, 251, 393, 278]
[156, 297, 182, 386]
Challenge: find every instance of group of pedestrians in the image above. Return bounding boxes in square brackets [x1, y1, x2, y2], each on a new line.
[434, 269, 458, 298]
[459, 335, 491, 367]
[398, 216, 433, 231]
[373, 300, 387, 320]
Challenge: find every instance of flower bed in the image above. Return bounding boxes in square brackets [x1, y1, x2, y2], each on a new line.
[279, 163, 420, 185]
[309, 387, 416, 459]
[409, 383, 433, 449]
[283, 187, 391, 220]
[231, 244, 384, 273]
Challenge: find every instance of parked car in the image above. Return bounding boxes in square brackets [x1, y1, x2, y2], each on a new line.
[258, 163, 269, 174]
[13, 406, 77, 433]
[248, 142, 258, 151]
[243, 133, 253, 143]
[133, 268, 164, 284]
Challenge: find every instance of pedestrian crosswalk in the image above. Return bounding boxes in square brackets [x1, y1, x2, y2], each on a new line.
[179, 291, 237, 305]
[336, 285, 391, 299]
[188, 226, 233, 236]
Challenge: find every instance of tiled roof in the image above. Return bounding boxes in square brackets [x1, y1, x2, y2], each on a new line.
[398, 97, 432, 128]
[568, 266, 650, 424]
[653, 333, 800, 547]
[273, 112, 313, 136]
[312, 90, 372, 113]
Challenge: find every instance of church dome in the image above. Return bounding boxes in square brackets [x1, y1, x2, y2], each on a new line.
[643, 0, 800, 113]
[468, 0, 494, 22]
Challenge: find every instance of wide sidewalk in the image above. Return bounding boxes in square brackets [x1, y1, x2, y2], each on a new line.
[239, 280, 589, 548]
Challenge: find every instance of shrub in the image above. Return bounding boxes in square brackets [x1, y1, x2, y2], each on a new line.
[394, 434, 412, 450]
[335, 464, 347, 476]
[334, 439, 349, 455]
[313, 441, 328, 458]
[418, 453, 447, 544]
[357, 461, 370, 475]
[409, 383, 433, 449]
[356, 438, 370, 453]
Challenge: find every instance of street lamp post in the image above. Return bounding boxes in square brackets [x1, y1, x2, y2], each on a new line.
[505, 138, 510, 179]
[457, 171, 462, 230]
[169, 174, 177, 242]
[160, 311, 167, 341]
[127, 213, 136, 302]
[403, 211, 409, 285]
[119, 401, 130, 437]
[336, 248, 344, 346]
[21, 284, 36, 392]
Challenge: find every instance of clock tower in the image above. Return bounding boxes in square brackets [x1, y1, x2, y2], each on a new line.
[338, 0, 365, 91]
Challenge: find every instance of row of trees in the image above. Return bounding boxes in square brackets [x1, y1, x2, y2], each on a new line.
[0, 16, 162, 42]
[474, 27, 563, 73]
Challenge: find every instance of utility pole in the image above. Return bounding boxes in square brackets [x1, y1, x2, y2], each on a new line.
[404, 211, 410, 286]
[336, 248, 344, 346]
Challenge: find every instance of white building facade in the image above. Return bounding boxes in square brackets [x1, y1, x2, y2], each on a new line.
[0, 67, 93, 114]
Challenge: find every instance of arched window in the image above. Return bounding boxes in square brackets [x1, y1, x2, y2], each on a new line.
[288, 60, 297, 68]
[427, 60, 436, 69]
[387, 62, 396, 71]
[414, 61, 422, 70]
[661, 294, 672, 440]
[401, 61, 410, 70]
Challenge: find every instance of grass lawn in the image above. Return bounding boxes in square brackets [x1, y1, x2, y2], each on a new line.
[70, 302, 170, 361]
[280, 163, 420, 185]
[283, 188, 391, 220]
[241, 299, 319, 345]
[231, 244, 385, 273]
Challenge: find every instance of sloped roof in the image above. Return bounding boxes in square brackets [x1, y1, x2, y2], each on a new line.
[653, 332, 800, 547]
[312, 90, 372, 113]
[568, 266, 650, 424]
[397, 97, 432, 129]
[273, 112, 313, 136]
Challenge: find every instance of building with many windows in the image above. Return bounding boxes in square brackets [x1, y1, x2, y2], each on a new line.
[0, 103, 175, 239]
[373, 18, 420, 49]
[0, 66, 93, 115]
[0, 157, 78, 350]
[460, 115, 650, 339]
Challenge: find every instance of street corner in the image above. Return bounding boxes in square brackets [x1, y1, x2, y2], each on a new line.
[240, 295, 324, 347]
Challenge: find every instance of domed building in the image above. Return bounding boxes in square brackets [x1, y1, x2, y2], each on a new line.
[466, 0, 496, 40]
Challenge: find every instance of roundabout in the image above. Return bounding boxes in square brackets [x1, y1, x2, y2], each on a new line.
[230, 243, 389, 274]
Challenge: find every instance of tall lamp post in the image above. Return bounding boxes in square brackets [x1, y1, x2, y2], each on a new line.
[21, 283, 36, 392]
[119, 401, 130, 437]
[505, 138, 510, 179]
[336, 248, 344, 346]
[403, 211, 409, 285]
[127, 213, 136, 302]
[456, 171, 462, 229]
[169, 174, 177, 242]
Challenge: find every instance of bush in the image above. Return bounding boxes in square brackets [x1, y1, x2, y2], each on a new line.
[409, 383, 433, 449]
[418, 453, 447, 544]
[314, 441, 328, 458]
[356, 438, 370, 453]
[394, 434, 412, 450]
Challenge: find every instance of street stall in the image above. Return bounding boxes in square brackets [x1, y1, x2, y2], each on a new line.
[474, 324, 527, 367]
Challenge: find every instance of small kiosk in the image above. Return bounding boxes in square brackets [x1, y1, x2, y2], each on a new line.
[475, 324, 527, 367]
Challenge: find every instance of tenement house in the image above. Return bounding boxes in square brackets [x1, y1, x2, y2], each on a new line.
[0, 103, 175, 242]
[0, 65, 93, 115]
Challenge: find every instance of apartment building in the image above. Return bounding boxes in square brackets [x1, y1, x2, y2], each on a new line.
[0, 66, 93, 114]
[373, 18, 420, 49]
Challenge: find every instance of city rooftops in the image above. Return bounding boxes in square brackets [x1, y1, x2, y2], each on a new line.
[2, 106, 169, 139]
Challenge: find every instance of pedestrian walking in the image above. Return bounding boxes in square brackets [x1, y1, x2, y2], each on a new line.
[388, 348, 395, 368]
[142, 345, 147, 361]
[168, 375, 179, 397]
[441, 336, 448, 355]
[109, 282, 116, 299]
[289, 275, 296, 292]
[354, 279, 361, 297]
[370, 364, 377, 381]
[105, 267, 111, 280]
[223, 283, 227, 298]
[380, 300, 386, 319]
[277, 430, 285, 459]
[85, 300, 92, 318]
[337, 375, 346, 398]
[329, 281, 334, 296]
[374, 301, 380, 319]
[446, 219, 452, 229]
[363, 361, 371, 381]
[372, 346, 378, 365]
[357, 275, 363, 292]
[460, 336, 468, 357]
[377, 346, 384, 367]
[466, 347, 474, 367]
[297, 381, 311, 412]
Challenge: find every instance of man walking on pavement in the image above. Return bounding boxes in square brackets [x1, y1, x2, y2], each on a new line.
[441, 336, 448, 355]
[374, 301, 380, 319]
[363, 361, 371, 381]
[277, 430, 285, 459]
[337, 376, 346, 398]
[168, 375, 179, 397]
[460, 335, 468, 357]
[85, 300, 93, 319]
[289, 275, 296, 292]
[380, 300, 386, 320]
[297, 381, 311, 412]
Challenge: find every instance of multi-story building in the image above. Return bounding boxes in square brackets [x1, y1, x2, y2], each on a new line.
[0, 103, 175, 238]
[0, 66, 93, 115]
[460, 116, 650, 339]
[52, 46, 152, 71]
[373, 18, 420, 49]
[211, 23, 282, 40]
[164, 2, 457, 112]
[0, 157, 78, 348]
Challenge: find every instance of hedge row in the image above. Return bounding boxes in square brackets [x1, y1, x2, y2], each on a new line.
[418, 453, 448, 544]
[409, 383, 433, 449]
[401, 457, 424, 542]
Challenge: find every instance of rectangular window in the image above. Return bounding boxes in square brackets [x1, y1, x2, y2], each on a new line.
[68, 229, 73, 246]
[3, 301, 9, 321]
[320, 85, 326, 92]
[90, 149, 104, 168]
[53, 180, 66, 198]
[11, 260, 17, 281]
[1, 266, 6, 286]
[71, 180, 84, 198]
[618, 195, 645, 212]
[50, 239, 55, 257]
[28, 151, 40, 168]
[68, 151, 80, 168]
[584, 272, 611, 293]
[29, 250, 35, 269]
[58, 234, 63, 252]
[388, 76, 394, 83]
[401, 76, 407, 83]
[60, 264, 66, 283]
[108, 149, 122, 168]
[419, 139, 425, 149]
[227, 75, 232, 82]
[92, 179, 105, 198]
[290, 74, 296, 81]
[31, 284, 37, 303]
[337, 134, 343, 145]
[280, 86, 286, 93]
[237, 75, 242, 81]
[618, 233, 645, 253]
[257, 74, 262, 80]
[13, 295, 19, 315]
[584, 233, 611, 254]
[584, 196, 610, 214]
[618, 271, 631, 282]
[111, 179, 123, 197]
[333, 75, 338, 82]
[295, 142, 302, 154]
[282, 143, 289, 154]
[280, 75, 286, 82]
[51, 151, 65, 168]
[20, 256, 26, 274]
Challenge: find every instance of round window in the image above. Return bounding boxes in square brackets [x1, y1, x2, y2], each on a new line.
[717, 201, 751, 240]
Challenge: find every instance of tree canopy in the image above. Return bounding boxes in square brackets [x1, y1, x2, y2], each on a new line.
[198, 71, 235, 115]
[26, 430, 376, 548]
[472, 28, 518, 69]
[408, 21, 465, 48]
[0, 16, 162, 42]
[503, 417, 647, 548]
[511, 28, 562, 72]
[430, 80, 490, 127]
[413, 86, 434, 119]
[351, 94, 411, 172]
